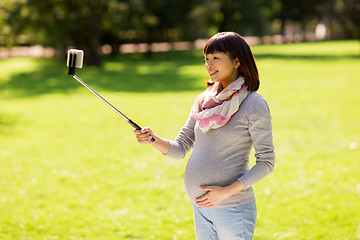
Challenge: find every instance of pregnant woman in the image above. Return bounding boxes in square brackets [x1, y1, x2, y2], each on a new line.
[134, 32, 275, 240]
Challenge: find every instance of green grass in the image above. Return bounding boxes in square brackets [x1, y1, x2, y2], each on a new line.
[0, 40, 359, 239]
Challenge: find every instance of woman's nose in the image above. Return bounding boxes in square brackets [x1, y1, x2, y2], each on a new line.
[206, 60, 213, 67]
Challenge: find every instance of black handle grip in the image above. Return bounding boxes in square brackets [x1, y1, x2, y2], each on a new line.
[128, 119, 141, 130]
[129, 119, 155, 142]
[67, 53, 76, 76]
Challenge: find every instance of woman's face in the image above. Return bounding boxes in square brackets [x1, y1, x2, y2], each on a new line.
[204, 51, 240, 88]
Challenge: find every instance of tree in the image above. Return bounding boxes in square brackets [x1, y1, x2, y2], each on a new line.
[215, 0, 278, 36]
[2, 0, 200, 61]
[319, 0, 360, 39]
[1, 0, 357, 65]
[3, 0, 128, 64]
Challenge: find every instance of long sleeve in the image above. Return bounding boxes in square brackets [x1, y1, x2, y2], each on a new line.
[165, 114, 196, 160]
[238, 97, 275, 190]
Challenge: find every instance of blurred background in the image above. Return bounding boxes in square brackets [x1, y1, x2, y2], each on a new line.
[0, 0, 359, 63]
[0, 1, 359, 239]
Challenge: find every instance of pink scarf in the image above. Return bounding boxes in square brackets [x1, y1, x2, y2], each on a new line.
[191, 77, 249, 132]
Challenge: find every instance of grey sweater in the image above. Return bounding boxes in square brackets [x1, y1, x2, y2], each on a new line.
[166, 92, 275, 207]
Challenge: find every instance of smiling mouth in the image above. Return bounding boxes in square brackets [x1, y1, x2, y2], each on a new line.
[209, 70, 218, 76]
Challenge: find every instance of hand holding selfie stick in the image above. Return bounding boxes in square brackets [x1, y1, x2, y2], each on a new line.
[67, 49, 155, 142]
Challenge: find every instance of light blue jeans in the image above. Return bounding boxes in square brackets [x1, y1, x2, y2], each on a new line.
[192, 201, 257, 240]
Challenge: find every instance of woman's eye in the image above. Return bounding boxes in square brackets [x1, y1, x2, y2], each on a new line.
[204, 56, 219, 61]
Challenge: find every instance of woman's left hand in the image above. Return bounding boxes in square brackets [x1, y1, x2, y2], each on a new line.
[195, 186, 231, 208]
[195, 181, 245, 208]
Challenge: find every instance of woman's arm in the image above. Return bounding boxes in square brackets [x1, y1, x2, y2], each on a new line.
[134, 113, 196, 159]
[238, 97, 275, 190]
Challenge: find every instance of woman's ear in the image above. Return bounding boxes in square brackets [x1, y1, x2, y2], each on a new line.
[234, 58, 240, 68]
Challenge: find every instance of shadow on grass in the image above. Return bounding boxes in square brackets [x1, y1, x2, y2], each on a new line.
[0, 50, 205, 98]
[1, 49, 358, 98]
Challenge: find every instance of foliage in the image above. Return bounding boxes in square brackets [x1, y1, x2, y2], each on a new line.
[1, 0, 359, 64]
[1, 0, 199, 64]
[0, 41, 359, 239]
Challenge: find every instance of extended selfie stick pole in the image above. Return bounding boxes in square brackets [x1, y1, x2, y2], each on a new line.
[67, 49, 155, 142]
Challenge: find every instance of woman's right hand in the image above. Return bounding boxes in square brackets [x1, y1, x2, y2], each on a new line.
[134, 127, 154, 144]
[134, 127, 170, 154]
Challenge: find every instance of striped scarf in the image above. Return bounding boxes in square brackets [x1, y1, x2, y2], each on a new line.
[191, 77, 249, 133]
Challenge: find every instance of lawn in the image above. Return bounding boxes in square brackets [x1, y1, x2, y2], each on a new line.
[0, 40, 359, 239]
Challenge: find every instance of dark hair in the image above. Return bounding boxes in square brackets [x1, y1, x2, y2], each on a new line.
[203, 32, 260, 91]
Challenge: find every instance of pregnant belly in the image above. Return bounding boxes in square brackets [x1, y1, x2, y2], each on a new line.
[184, 154, 244, 203]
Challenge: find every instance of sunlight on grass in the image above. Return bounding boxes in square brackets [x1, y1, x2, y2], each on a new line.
[253, 40, 359, 56]
[0, 41, 359, 239]
[0, 58, 41, 93]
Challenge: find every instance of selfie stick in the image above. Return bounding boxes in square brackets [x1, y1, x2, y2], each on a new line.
[67, 49, 155, 142]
